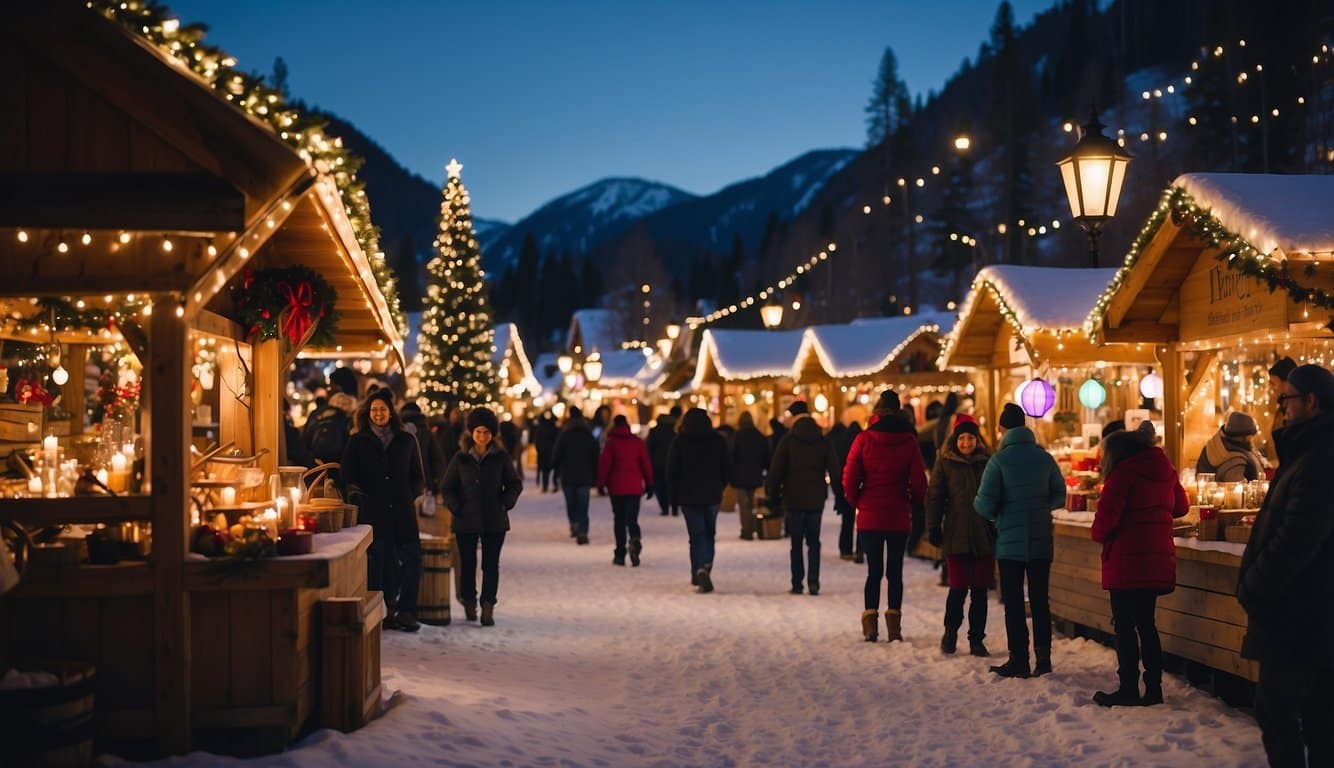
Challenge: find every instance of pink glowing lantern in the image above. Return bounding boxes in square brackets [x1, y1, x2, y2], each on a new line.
[1020, 378, 1056, 418]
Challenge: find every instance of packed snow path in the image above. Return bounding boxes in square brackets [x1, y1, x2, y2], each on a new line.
[130, 490, 1265, 767]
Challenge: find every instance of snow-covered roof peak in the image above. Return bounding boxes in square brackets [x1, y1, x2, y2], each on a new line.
[966, 266, 1118, 332]
[1174, 173, 1334, 256]
[798, 316, 946, 380]
[692, 328, 805, 388]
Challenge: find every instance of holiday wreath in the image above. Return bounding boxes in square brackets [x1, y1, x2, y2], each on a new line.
[232, 266, 339, 349]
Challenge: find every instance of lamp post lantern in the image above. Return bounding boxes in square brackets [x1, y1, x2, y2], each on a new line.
[760, 302, 784, 330]
[556, 354, 573, 374]
[582, 352, 603, 384]
[665, 323, 681, 341]
[1057, 111, 1131, 267]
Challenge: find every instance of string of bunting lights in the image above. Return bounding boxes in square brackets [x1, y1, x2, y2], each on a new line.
[88, 0, 406, 335]
[1084, 185, 1334, 345]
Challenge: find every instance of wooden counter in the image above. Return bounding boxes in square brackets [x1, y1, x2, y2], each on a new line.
[1, 525, 375, 757]
[1050, 518, 1257, 682]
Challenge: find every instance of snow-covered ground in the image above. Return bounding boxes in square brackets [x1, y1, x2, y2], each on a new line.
[119, 490, 1265, 767]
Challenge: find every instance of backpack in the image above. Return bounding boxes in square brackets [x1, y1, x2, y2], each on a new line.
[305, 407, 350, 462]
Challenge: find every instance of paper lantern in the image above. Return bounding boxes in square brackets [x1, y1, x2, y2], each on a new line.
[1078, 379, 1106, 409]
[1020, 378, 1056, 418]
[1139, 370, 1163, 400]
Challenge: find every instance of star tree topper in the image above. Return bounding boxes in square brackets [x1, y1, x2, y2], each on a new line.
[446, 158, 463, 179]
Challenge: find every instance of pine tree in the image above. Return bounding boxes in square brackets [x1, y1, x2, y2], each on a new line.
[865, 47, 910, 147]
[418, 159, 499, 414]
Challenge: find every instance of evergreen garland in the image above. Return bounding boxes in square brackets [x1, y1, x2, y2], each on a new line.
[417, 163, 499, 414]
[88, 0, 405, 337]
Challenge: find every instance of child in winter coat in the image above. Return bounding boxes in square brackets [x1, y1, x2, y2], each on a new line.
[926, 421, 995, 657]
[597, 415, 654, 566]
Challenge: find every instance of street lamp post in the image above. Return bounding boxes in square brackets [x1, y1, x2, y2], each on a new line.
[760, 302, 784, 330]
[1057, 111, 1132, 267]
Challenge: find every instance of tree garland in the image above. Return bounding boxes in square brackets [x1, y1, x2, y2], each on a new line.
[1085, 185, 1334, 341]
[231, 267, 339, 349]
[8, 298, 145, 336]
[88, 0, 405, 337]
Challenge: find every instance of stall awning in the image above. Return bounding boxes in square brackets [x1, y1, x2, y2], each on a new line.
[795, 314, 952, 381]
[939, 266, 1156, 370]
[691, 328, 804, 389]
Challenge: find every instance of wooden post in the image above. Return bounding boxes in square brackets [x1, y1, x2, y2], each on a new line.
[1162, 344, 1182, 469]
[252, 338, 282, 479]
[145, 296, 191, 754]
[65, 344, 88, 435]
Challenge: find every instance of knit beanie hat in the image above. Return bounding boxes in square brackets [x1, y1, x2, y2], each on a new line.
[999, 402, 1026, 429]
[1222, 411, 1259, 437]
[466, 407, 500, 434]
[1286, 363, 1334, 410]
[951, 420, 981, 443]
[1269, 357, 1297, 381]
[875, 390, 901, 412]
[788, 400, 809, 416]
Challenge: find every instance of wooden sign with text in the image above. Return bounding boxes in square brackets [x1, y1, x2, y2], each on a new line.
[1178, 259, 1287, 342]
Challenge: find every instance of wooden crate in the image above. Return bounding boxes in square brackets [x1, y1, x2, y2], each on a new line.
[320, 592, 384, 733]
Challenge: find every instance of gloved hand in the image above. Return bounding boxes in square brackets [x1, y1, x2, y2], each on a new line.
[645, 487, 654, 500]
[928, 528, 943, 548]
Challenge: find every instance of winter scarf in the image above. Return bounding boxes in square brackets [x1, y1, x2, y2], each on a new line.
[371, 423, 395, 447]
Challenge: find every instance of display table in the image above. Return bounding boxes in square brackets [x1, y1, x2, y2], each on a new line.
[2, 526, 377, 755]
[1050, 514, 1257, 682]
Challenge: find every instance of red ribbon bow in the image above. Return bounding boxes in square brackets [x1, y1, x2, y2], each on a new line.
[277, 281, 315, 347]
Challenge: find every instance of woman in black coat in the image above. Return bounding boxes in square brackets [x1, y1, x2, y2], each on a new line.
[441, 407, 523, 626]
[341, 390, 426, 632]
[667, 408, 730, 593]
[730, 411, 770, 540]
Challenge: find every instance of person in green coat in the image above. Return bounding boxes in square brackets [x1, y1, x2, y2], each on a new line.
[974, 403, 1066, 679]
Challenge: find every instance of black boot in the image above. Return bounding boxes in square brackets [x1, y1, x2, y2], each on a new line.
[969, 640, 991, 657]
[612, 550, 626, 566]
[628, 539, 642, 567]
[569, 523, 578, 538]
[941, 627, 958, 654]
[1141, 670, 1163, 706]
[577, 533, 590, 545]
[696, 565, 713, 593]
[1033, 647, 1052, 677]
[464, 601, 477, 622]
[1093, 673, 1142, 707]
[989, 655, 1031, 678]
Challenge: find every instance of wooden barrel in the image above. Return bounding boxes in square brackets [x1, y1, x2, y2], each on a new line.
[0, 661, 96, 767]
[418, 536, 453, 625]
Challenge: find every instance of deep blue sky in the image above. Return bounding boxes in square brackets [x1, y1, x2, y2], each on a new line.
[168, 1, 1055, 222]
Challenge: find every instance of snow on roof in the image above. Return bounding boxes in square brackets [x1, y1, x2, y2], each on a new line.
[938, 266, 1118, 369]
[566, 309, 621, 354]
[492, 323, 540, 396]
[593, 349, 655, 388]
[691, 328, 805, 389]
[798, 316, 947, 379]
[1175, 173, 1334, 256]
[532, 352, 564, 399]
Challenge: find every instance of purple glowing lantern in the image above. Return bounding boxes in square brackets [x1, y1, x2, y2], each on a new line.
[1020, 378, 1056, 418]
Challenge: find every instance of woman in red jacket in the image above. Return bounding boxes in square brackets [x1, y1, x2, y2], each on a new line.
[597, 415, 654, 566]
[843, 390, 928, 642]
[1090, 422, 1188, 707]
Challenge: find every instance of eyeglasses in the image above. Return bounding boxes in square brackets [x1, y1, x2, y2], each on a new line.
[1276, 393, 1306, 404]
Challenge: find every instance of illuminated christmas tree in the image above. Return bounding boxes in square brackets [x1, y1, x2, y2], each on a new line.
[417, 159, 499, 414]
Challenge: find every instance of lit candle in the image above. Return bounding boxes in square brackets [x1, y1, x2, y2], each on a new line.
[27, 476, 42, 495]
[110, 453, 127, 473]
[96, 468, 109, 486]
[220, 486, 237, 506]
[276, 497, 289, 529]
[121, 442, 135, 459]
[108, 452, 128, 493]
[43, 435, 58, 452]
[262, 508, 279, 539]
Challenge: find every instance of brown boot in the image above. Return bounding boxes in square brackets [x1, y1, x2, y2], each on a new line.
[884, 609, 903, 642]
[861, 610, 879, 642]
[480, 602, 495, 626]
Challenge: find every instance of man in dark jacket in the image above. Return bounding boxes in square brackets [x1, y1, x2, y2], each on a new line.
[647, 406, 680, 516]
[829, 419, 862, 562]
[532, 411, 559, 492]
[668, 408, 729, 592]
[767, 401, 839, 596]
[552, 409, 599, 544]
[498, 416, 523, 480]
[441, 407, 523, 626]
[730, 411, 770, 540]
[1238, 364, 1334, 766]
[400, 401, 445, 495]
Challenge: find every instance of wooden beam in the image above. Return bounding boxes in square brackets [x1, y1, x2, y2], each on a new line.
[145, 296, 191, 754]
[1101, 321, 1180, 344]
[1106, 217, 1181, 329]
[252, 338, 281, 479]
[0, 172, 244, 232]
[1184, 351, 1220, 412]
[1162, 343, 1182, 469]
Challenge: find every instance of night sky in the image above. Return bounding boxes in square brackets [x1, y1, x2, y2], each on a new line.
[165, 1, 1055, 222]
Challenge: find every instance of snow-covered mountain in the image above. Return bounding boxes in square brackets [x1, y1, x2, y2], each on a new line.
[481, 178, 697, 270]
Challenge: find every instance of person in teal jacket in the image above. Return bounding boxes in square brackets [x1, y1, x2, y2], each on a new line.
[974, 403, 1066, 679]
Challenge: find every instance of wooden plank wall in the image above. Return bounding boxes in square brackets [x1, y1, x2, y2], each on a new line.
[1050, 523, 1257, 681]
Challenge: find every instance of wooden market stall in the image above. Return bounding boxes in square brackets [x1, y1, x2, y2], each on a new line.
[1069, 173, 1334, 685]
[792, 314, 969, 427]
[937, 265, 1158, 443]
[0, 2, 402, 758]
[690, 328, 805, 426]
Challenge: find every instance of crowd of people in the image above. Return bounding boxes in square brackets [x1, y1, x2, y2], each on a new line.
[291, 356, 1333, 766]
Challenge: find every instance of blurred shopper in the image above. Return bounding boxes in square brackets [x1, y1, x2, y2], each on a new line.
[767, 401, 838, 595]
[668, 408, 729, 593]
[552, 408, 599, 544]
[598, 415, 654, 567]
[730, 411, 770, 540]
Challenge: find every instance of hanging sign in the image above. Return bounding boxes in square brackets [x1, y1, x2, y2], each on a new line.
[1179, 260, 1286, 342]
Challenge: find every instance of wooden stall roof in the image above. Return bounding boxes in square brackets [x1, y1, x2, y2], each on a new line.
[691, 328, 804, 389]
[793, 314, 953, 383]
[939, 265, 1157, 370]
[2, 0, 308, 232]
[1092, 174, 1334, 347]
